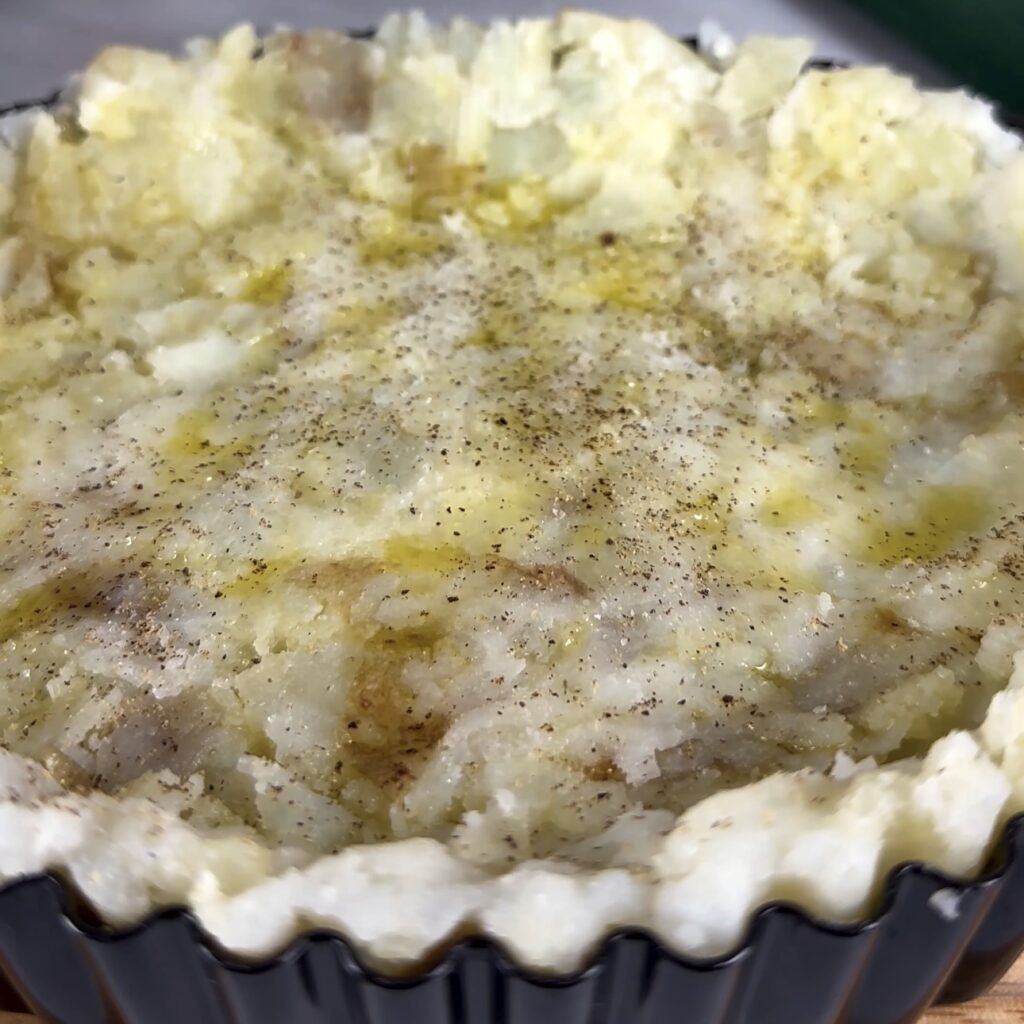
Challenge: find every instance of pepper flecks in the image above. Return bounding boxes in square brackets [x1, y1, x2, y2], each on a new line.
[0, 20, 1021, 869]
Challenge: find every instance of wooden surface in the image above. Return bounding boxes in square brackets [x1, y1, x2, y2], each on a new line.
[920, 955, 1024, 1024]
[1, 955, 1021, 1023]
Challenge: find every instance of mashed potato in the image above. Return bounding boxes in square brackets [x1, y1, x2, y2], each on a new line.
[1, 11, 1024, 973]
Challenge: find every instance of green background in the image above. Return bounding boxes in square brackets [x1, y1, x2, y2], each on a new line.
[848, 0, 1023, 115]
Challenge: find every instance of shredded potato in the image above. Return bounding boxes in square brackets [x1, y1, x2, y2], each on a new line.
[1, 12, 1023, 972]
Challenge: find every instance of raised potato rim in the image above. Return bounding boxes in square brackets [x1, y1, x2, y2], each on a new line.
[0, 809, 1021, 981]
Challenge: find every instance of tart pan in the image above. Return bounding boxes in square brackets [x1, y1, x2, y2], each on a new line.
[2, 51, 1024, 1024]
[1, 813, 1023, 1023]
